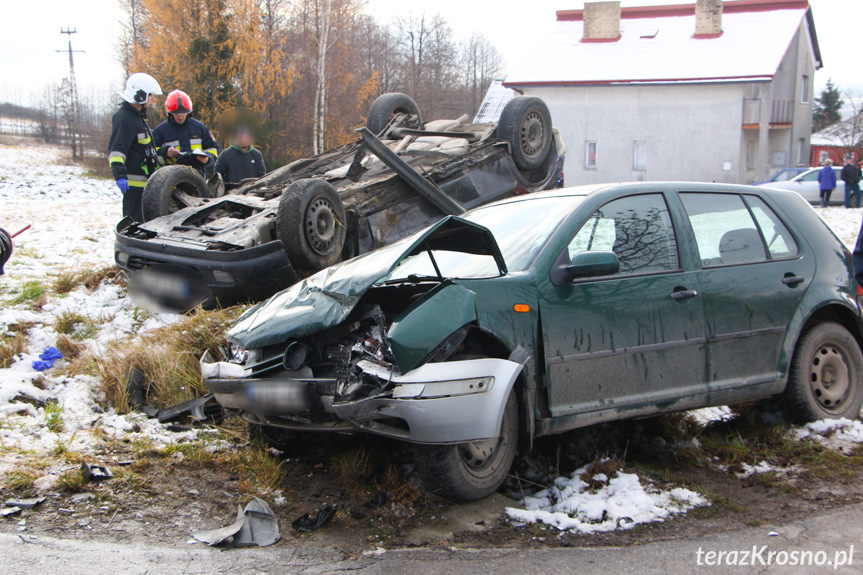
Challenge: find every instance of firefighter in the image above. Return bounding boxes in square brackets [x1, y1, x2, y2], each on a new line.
[152, 90, 219, 174]
[108, 73, 163, 223]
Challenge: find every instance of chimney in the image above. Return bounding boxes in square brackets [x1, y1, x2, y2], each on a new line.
[694, 0, 723, 38]
[583, 1, 621, 42]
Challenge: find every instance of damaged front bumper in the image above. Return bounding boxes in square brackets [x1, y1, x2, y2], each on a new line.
[201, 353, 523, 444]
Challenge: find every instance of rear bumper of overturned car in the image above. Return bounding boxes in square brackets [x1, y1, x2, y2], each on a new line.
[203, 357, 524, 445]
[114, 228, 298, 307]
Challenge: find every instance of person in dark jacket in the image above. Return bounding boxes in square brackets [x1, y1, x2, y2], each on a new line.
[152, 90, 219, 174]
[817, 159, 837, 208]
[841, 155, 862, 208]
[108, 73, 163, 222]
[214, 125, 266, 185]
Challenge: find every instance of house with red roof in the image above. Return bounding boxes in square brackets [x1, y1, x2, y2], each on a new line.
[504, 0, 822, 184]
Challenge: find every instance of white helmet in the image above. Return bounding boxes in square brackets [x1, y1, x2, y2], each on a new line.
[118, 73, 163, 104]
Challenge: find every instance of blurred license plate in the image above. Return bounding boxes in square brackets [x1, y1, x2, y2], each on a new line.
[245, 382, 311, 413]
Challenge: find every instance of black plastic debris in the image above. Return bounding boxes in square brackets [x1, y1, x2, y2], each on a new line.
[292, 504, 337, 533]
[191, 497, 280, 548]
[150, 393, 222, 426]
[81, 462, 113, 482]
[362, 491, 389, 510]
[125, 368, 149, 409]
[5, 498, 46, 510]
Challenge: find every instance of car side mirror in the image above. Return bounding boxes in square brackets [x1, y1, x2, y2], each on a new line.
[564, 251, 620, 280]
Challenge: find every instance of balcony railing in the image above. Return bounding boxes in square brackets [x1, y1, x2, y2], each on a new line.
[742, 99, 794, 127]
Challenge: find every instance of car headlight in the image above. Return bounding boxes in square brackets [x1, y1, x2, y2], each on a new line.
[228, 342, 249, 364]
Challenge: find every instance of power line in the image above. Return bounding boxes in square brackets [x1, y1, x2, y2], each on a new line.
[56, 27, 85, 159]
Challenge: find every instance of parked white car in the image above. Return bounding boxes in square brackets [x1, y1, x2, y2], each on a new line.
[757, 167, 844, 206]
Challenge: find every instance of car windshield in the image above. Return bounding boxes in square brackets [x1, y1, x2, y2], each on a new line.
[389, 196, 582, 280]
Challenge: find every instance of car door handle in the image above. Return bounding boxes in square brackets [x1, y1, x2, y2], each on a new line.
[670, 289, 698, 301]
[782, 275, 805, 287]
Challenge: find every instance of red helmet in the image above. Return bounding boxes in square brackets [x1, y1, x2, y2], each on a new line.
[165, 90, 193, 115]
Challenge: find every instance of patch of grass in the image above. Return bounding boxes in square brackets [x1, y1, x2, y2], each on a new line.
[54, 311, 96, 340]
[44, 401, 65, 433]
[56, 334, 86, 360]
[10, 280, 47, 307]
[230, 444, 286, 496]
[56, 468, 88, 492]
[579, 456, 624, 489]
[89, 306, 242, 412]
[53, 266, 123, 295]
[0, 329, 26, 367]
[3, 468, 39, 491]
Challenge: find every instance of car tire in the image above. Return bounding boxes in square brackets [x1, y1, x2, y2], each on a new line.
[276, 179, 347, 273]
[248, 422, 302, 453]
[366, 93, 423, 136]
[782, 322, 863, 421]
[497, 96, 553, 172]
[412, 389, 518, 501]
[141, 165, 211, 222]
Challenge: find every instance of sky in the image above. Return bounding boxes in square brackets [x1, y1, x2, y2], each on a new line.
[0, 0, 859, 107]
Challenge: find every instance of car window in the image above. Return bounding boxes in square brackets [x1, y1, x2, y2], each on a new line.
[774, 170, 799, 182]
[744, 195, 799, 259]
[566, 193, 679, 276]
[680, 193, 767, 266]
[799, 170, 819, 182]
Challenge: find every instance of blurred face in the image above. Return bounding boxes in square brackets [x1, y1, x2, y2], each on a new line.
[144, 94, 156, 109]
[235, 131, 253, 148]
[172, 113, 188, 124]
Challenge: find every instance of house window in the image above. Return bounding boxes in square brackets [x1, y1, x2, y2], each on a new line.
[585, 141, 597, 169]
[633, 141, 647, 170]
[801, 75, 810, 103]
[746, 140, 756, 170]
[798, 138, 807, 165]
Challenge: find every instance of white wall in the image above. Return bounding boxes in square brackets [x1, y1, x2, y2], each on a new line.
[521, 83, 750, 185]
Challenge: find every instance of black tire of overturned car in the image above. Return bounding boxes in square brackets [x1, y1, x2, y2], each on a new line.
[781, 321, 863, 422]
[366, 92, 423, 136]
[413, 388, 519, 501]
[497, 96, 554, 172]
[142, 165, 211, 222]
[276, 178, 347, 273]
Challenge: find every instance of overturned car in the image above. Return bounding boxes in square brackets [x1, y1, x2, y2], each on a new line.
[115, 93, 564, 310]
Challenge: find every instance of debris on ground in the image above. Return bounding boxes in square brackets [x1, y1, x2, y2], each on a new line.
[1, 507, 23, 517]
[191, 497, 280, 548]
[31, 347, 63, 371]
[155, 393, 220, 424]
[80, 462, 113, 482]
[292, 504, 338, 533]
[5, 497, 46, 509]
[363, 491, 389, 510]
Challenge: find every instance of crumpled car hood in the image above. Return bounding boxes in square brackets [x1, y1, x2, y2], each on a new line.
[227, 216, 506, 350]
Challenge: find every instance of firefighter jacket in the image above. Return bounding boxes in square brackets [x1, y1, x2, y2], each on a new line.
[107, 102, 159, 189]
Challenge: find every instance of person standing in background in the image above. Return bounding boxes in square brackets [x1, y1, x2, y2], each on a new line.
[817, 159, 837, 208]
[841, 155, 862, 209]
[214, 125, 266, 185]
[108, 73, 163, 222]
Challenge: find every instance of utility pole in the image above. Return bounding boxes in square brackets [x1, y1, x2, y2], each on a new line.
[56, 28, 84, 160]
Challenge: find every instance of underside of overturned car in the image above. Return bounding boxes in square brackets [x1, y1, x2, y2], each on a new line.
[115, 93, 564, 311]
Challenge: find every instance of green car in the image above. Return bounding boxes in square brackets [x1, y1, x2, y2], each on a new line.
[203, 183, 863, 500]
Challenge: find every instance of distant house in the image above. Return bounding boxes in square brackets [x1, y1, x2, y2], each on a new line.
[810, 116, 863, 165]
[504, 0, 822, 185]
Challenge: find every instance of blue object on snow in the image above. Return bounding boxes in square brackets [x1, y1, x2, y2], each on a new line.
[32, 347, 63, 371]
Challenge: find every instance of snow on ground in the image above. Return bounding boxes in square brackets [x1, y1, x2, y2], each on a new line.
[817, 206, 863, 248]
[506, 461, 709, 533]
[0, 144, 189, 456]
[792, 418, 863, 451]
